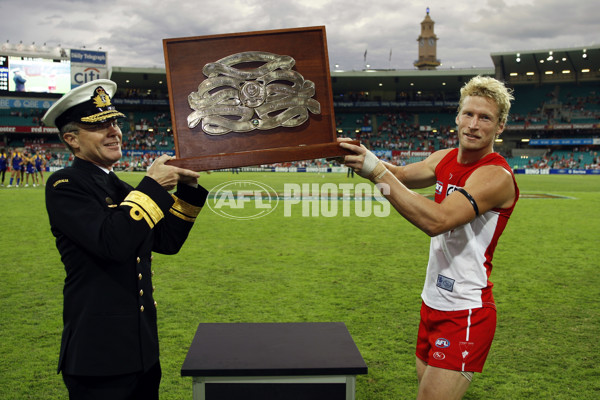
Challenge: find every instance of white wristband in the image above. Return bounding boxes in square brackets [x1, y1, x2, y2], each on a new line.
[359, 150, 380, 178]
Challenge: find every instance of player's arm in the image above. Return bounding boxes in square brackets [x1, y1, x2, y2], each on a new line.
[338, 138, 449, 189]
[339, 141, 515, 236]
[381, 149, 452, 189]
[461, 165, 517, 213]
[375, 164, 515, 236]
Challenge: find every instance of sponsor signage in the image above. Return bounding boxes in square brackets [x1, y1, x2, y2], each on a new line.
[69, 49, 108, 88]
[529, 138, 598, 146]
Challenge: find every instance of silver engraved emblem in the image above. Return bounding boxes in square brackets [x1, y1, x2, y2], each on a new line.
[187, 51, 321, 135]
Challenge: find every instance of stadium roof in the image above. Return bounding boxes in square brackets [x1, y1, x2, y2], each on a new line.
[108, 65, 496, 99]
[329, 68, 494, 95]
[107, 45, 600, 97]
[491, 45, 600, 84]
[109, 66, 170, 96]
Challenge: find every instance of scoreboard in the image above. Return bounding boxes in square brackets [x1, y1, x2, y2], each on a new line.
[1, 55, 71, 94]
[0, 55, 8, 91]
[0, 47, 108, 95]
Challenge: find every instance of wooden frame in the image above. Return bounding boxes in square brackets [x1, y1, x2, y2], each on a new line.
[163, 26, 357, 171]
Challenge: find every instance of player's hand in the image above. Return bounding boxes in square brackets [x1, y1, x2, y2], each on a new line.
[338, 138, 388, 181]
[147, 155, 200, 191]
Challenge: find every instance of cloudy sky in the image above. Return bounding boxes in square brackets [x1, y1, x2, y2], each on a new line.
[2, 0, 597, 71]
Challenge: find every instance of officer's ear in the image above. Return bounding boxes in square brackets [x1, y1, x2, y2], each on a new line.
[62, 131, 80, 151]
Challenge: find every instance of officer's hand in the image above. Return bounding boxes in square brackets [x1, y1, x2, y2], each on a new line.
[147, 155, 200, 191]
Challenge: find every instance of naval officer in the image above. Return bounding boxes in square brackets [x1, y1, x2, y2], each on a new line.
[43, 79, 208, 399]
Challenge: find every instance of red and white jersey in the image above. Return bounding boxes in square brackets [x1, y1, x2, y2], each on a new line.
[421, 148, 519, 311]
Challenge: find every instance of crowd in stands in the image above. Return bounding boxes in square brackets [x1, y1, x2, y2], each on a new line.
[121, 127, 172, 151]
[513, 148, 599, 170]
[509, 85, 600, 127]
[334, 90, 457, 103]
[3, 108, 45, 126]
[1, 83, 599, 176]
[338, 112, 459, 152]
[120, 88, 169, 100]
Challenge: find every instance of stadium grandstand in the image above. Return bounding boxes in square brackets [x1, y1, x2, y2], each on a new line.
[1, 44, 599, 173]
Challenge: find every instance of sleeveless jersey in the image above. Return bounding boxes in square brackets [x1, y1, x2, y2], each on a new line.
[12, 154, 22, 170]
[421, 148, 519, 311]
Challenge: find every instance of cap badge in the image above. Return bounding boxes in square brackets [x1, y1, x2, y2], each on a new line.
[92, 86, 113, 108]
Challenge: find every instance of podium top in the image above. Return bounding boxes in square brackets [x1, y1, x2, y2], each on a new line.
[181, 322, 368, 377]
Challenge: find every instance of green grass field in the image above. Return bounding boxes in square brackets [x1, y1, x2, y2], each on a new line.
[1, 172, 599, 399]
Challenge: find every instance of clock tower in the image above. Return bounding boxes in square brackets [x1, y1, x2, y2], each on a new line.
[414, 7, 441, 70]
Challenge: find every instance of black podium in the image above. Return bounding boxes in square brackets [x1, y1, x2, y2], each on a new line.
[181, 322, 368, 400]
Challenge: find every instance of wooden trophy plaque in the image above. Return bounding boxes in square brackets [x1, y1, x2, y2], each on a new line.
[163, 26, 358, 171]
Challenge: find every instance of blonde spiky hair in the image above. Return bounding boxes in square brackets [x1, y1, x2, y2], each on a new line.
[458, 75, 514, 125]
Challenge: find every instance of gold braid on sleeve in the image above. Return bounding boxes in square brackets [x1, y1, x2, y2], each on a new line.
[169, 194, 202, 222]
[122, 191, 165, 229]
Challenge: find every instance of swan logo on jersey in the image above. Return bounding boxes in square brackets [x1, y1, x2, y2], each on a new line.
[446, 184, 458, 197]
[460, 341, 475, 359]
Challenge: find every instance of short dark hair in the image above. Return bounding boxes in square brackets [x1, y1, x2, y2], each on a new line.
[59, 122, 80, 154]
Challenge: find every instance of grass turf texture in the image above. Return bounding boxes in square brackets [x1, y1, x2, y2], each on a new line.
[1, 173, 599, 399]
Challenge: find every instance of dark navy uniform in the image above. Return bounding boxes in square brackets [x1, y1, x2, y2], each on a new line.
[46, 157, 207, 378]
[42, 79, 209, 398]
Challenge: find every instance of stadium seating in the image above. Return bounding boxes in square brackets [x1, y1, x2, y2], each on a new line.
[1, 80, 598, 170]
[0, 108, 42, 127]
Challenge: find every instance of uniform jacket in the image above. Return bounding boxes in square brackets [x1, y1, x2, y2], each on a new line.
[45, 157, 208, 376]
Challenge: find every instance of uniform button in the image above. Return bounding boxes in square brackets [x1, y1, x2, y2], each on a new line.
[140, 305, 145, 312]
[136, 257, 141, 263]
[138, 273, 143, 280]
[139, 289, 144, 296]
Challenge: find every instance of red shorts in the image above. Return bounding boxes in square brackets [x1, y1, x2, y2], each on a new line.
[415, 301, 496, 373]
